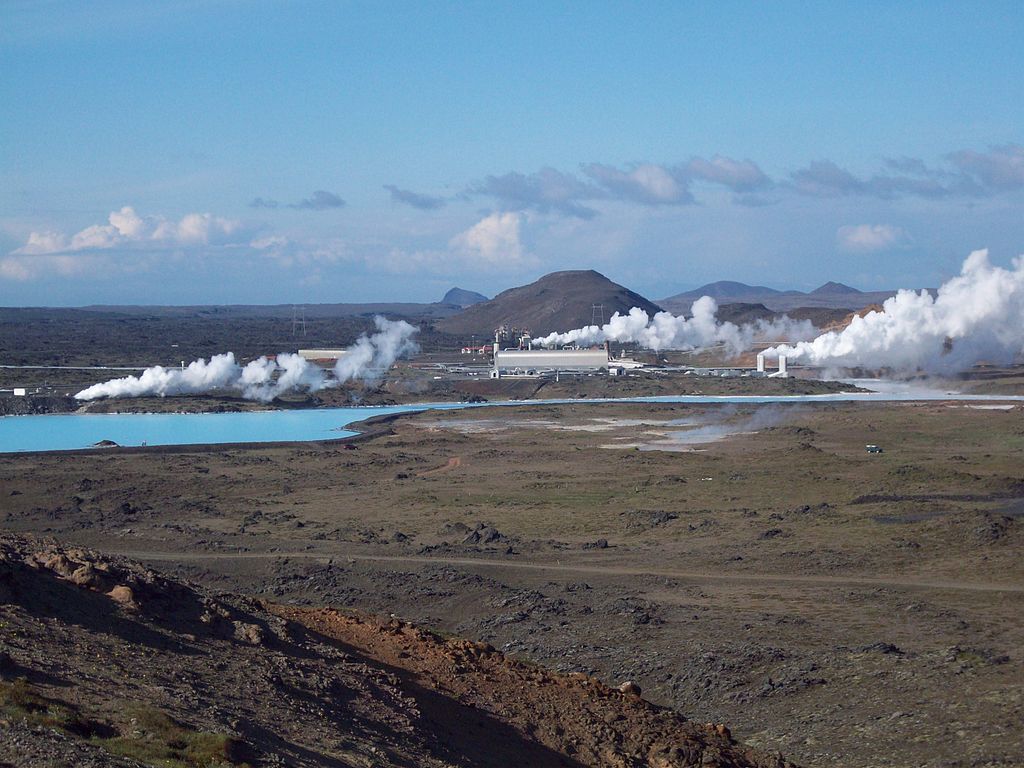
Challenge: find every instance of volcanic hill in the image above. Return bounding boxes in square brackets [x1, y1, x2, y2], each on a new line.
[436, 270, 662, 337]
[441, 287, 488, 308]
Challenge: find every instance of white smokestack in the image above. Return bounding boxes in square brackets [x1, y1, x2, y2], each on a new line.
[756, 352, 765, 372]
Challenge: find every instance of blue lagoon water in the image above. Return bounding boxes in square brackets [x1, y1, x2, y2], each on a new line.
[2, 382, 1021, 453]
[0, 405, 436, 453]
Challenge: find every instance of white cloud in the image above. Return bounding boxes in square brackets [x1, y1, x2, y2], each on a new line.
[683, 155, 770, 191]
[15, 231, 70, 255]
[583, 163, 691, 205]
[0, 252, 103, 281]
[836, 223, 909, 253]
[0, 258, 32, 281]
[12, 206, 242, 256]
[449, 212, 531, 267]
[108, 206, 148, 238]
[3, 206, 245, 281]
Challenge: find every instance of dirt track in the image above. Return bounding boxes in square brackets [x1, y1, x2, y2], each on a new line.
[119, 549, 1024, 594]
[417, 456, 463, 477]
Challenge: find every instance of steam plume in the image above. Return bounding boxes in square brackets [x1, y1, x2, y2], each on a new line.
[75, 317, 418, 401]
[334, 316, 420, 383]
[765, 250, 1024, 373]
[532, 296, 816, 354]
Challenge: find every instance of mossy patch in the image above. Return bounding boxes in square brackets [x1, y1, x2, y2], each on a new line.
[0, 680, 248, 768]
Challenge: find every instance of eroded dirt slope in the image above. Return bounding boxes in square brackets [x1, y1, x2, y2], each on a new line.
[0, 532, 794, 768]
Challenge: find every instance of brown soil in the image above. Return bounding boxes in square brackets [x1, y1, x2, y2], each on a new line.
[0, 532, 791, 768]
[274, 605, 794, 768]
[2, 399, 1023, 766]
[417, 456, 463, 477]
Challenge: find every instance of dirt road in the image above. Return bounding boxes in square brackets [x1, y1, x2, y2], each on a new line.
[417, 456, 463, 476]
[117, 548, 1024, 594]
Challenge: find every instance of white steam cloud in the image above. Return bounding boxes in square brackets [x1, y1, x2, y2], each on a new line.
[765, 250, 1024, 373]
[334, 316, 420, 383]
[75, 317, 418, 402]
[532, 296, 816, 355]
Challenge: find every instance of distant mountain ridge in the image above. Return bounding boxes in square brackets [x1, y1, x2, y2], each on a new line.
[661, 280, 901, 312]
[809, 281, 862, 296]
[74, 302, 461, 320]
[436, 270, 662, 337]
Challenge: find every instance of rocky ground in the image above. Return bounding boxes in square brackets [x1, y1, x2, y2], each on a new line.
[0, 532, 791, 767]
[1, 398, 1023, 766]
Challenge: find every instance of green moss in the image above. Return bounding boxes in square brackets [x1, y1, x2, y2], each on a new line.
[0, 678, 87, 733]
[0, 681, 247, 768]
[95, 704, 247, 768]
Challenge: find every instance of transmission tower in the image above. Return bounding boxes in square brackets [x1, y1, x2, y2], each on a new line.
[291, 306, 306, 336]
[591, 304, 606, 326]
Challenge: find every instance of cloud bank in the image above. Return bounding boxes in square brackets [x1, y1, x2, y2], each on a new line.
[13, 206, 241, 256]
[2, 207, 246, 281]
[470, 145, 1024, 218]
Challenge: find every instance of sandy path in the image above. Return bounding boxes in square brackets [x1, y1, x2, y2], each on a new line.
[118, 549, 1024, 594]
[417, 456, 462, 476]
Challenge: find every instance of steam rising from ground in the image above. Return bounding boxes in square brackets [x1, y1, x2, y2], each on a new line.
[532, 296, 816, 354]
[533, 250, 1024, 375]
[765, 250, 1024, 373]
[75, 317, 418, 402]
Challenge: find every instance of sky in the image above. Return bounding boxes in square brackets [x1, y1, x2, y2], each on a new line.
[1, 0, 1023, 306]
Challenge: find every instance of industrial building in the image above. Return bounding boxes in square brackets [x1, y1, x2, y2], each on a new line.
[490, 344, 611, 377]
[298, 349, 349, 363]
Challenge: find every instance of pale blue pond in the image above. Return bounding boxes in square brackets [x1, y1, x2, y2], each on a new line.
[0, 405, 442, 453]
[1, 381, 1021, 453]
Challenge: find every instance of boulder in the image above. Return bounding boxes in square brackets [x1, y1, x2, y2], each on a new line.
[618, 681, 642, 697]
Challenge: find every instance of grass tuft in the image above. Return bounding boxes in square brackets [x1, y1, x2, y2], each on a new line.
[0, 680, 248, 768]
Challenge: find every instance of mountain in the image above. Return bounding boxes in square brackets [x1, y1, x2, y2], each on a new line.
[809, 281, 862, 296]
[441, 287, 489, 307]
[714, 302, 777, 324]
[436, 270, 662, 336]
[682, 281, 781, 300]
[661, 280, 901, 313]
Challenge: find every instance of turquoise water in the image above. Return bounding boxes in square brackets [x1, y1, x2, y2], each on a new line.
[1, 383, 1021, 453]
[0, 405, 443, 453]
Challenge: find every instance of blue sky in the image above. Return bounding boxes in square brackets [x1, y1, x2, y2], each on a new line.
[2, 0, 1023, 305]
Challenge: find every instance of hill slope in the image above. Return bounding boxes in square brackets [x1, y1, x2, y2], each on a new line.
[0, 532, 795, 767]
[436, 270, 662, 336]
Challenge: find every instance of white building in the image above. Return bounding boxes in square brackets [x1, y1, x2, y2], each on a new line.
[492, 347, 609, 377]
[298, 349, 349, 363]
